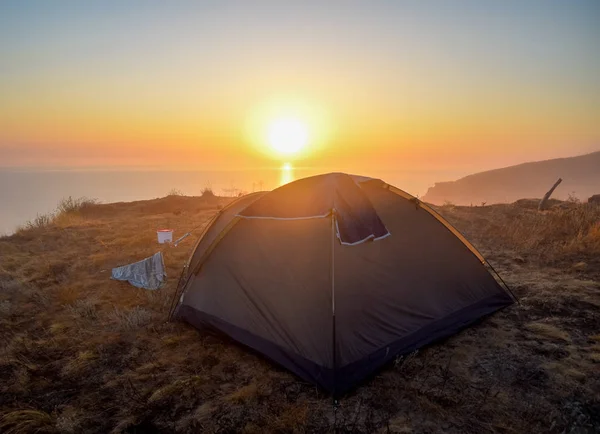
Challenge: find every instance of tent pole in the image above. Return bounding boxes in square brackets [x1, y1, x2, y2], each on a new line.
[167, 264, 188, 321]
[486, 260, 520, 305]
[331, 210, 338, 401]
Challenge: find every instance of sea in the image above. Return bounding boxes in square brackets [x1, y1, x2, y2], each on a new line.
[0, 166, 468, 235]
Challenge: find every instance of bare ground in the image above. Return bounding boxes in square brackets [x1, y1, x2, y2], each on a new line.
[0, 197, 599, 433]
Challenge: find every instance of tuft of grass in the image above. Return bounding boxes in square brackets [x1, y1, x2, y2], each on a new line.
[61, 350, 98, 377]
[227, 382, 259, 403]
[147, 376, 205, 404]
[67, 299, 98, 321]
[108, 306, 155, 331]
[16, 196, 98, 233]
[55, 196, 98, 215]
[54, 407, 78, 434]
[272, 403, 309, 432]
[166, 188, 183, 197]
[201, 187, 215, 198]
[543, 362, 586, 382]
[587, 352, 600, 363]
[161, 334, 186, 346]
[526, 322, 572, 342]
[49, 322, 68, 335]
[567, 192, 581, 204]
[0, 409, 56, 434]
[18, 213, 54, 231]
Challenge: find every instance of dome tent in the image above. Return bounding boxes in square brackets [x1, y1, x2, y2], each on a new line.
[171, 173, 514, 395]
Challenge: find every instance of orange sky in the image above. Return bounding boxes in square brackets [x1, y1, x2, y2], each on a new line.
[1, 1, 599, 173]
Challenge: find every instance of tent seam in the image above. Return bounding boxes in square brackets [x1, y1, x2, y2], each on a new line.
[235, 213, 330, 220]
[171, 192, 265, 316]
[385, 184, 486, 264]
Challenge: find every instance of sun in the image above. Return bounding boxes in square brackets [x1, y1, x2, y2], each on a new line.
[267, 117, 309, 156]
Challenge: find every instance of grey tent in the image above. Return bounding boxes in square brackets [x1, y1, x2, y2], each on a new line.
[172, 173, 514, 395]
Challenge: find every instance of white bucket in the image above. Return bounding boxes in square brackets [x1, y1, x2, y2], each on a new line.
[157, 229, 173, 244]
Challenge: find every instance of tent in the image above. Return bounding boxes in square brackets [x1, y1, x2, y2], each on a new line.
[171, 173, 515, 395]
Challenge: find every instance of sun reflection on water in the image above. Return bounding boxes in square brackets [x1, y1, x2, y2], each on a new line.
[280, 162, 294, 186]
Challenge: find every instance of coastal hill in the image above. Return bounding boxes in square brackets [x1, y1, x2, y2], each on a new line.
[423, 150, 600, 205]
[0, 193, 598, 432]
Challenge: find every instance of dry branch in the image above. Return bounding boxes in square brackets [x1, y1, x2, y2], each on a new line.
[538, 178, 562, 210]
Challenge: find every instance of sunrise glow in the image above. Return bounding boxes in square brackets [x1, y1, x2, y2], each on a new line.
[268, 118, 309, 156]
[0, 2, 597, 172]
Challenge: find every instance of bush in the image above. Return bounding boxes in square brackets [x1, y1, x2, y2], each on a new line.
[166, 188, 183, 197]
[16, 197, 98, 234]
[201, 187, 215, 198]
[56, 196, 98, 215]
[20, 213, 55, 231]
[567, 192, 581, 204]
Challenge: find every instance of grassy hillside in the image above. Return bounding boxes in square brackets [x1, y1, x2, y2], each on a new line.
[423, 150, 600, 205]
[0, 196, 599, 433]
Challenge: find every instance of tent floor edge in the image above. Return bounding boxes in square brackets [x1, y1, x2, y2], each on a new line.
[176, 291, 512, 396]
[333, 291, 514, 395]
[177, 305, 336, 393]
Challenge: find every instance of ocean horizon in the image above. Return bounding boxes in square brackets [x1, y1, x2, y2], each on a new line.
[0, 166, 467, 235]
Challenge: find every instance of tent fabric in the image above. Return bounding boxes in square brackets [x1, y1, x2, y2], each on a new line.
[334, 183, 509, 366]
[187, 191, 266, 275]
[180, 217, 333, 366]
[174, 173, 514, 395]
[112, 252, 166, 290]
[238, 173, 390, 245]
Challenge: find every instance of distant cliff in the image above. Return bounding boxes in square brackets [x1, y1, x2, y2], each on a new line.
[423, 150, 600, 205]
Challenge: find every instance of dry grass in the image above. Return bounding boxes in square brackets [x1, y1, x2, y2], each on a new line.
[167, 188, 184, 197]
[0, 196, 598, 433]
[438, 201, 600, 271]
[525, 322, 572, 342]
[0, 410, 56, 434]
[15, 196, 98, 233]
[201, 187, 216, 199]
[55, 196, 98, 215]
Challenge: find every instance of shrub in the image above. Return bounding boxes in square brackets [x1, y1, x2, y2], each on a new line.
[201, 187, 215, 198]
[20, 213, 55, 231]
[166, 188, 183, 197]
[15, 197, 98, 233]
[567, 192, 581, 204]
[56, 196, 98, 215]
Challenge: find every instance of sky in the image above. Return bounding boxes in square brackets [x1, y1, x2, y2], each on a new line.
[1, 0, 599, 172]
